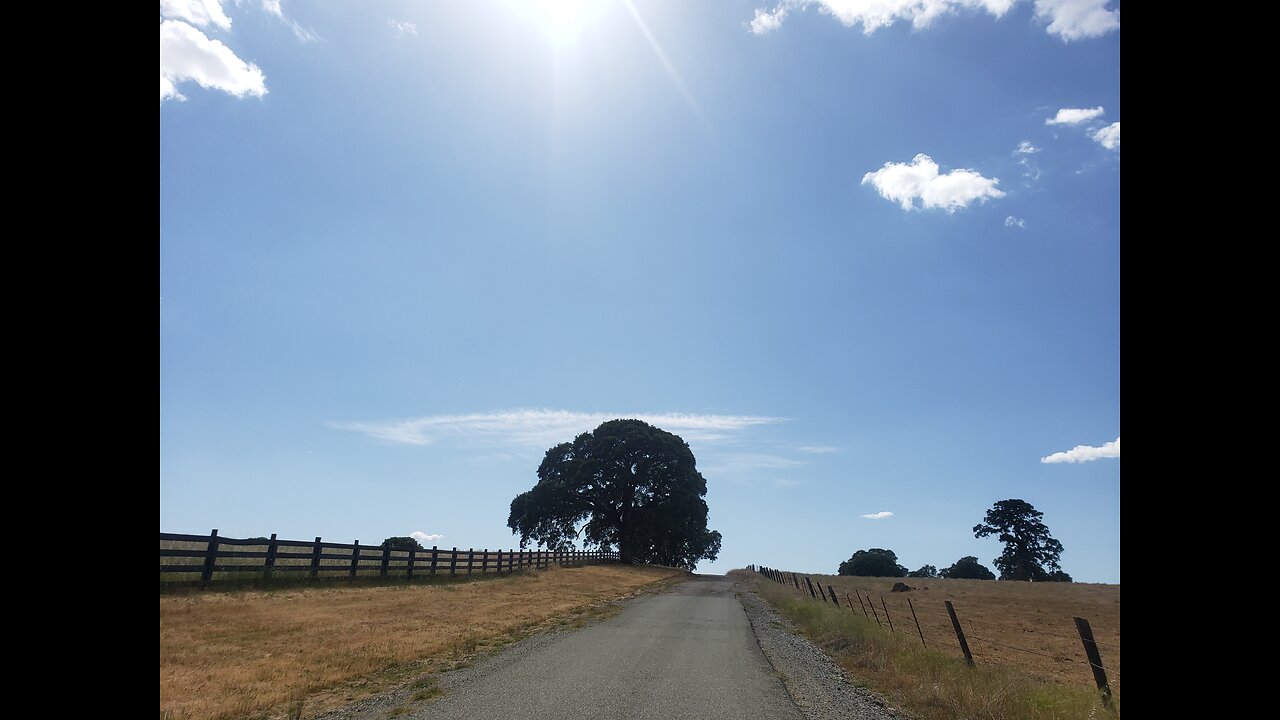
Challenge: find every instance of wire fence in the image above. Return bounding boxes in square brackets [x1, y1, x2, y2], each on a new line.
[753, 565, 1118, 703]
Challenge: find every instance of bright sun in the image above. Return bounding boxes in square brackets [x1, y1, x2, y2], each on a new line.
[511, 0, 610, 47]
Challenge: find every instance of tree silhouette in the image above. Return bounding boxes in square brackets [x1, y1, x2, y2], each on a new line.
[838, 548, 907, 577]
[381, 536, 424, 551]
[507, 419, 721, 569]
[973, 499, 1068, 581]
[908, 564, 938, 578]
[939, 555, 996, 580]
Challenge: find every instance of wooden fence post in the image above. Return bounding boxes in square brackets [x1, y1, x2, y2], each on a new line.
[449, 547, 458, 576]
[309, 537, 323, 579]
[264, 533, 278, 579]
[804, 576, 818, 598]
[880, 596, 894, 632]
[407, 547, 416, 580]
[827, 585, 840, 606]
[945, 600, 974, 667]
[481, 548, 488, 574]
[201, 529, 219, 585]
[468, 548, 475, 575]
[380, 544, 391, 577]
[908, 598, 926, 646]
[1073, 617, 1113, 704]
[854, 590, 869, 618]
[792, 573, 800, 590]
[350, 540, 360, 579]
[844, 592, 856, 612]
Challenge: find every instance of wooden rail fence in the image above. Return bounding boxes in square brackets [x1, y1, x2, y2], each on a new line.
[161, 529, 618, 585]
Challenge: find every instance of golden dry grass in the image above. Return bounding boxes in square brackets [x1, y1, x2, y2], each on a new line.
[745, 571, 1120, 720]
[160, 564, 686, 720]
[804, 573, 1120, 695]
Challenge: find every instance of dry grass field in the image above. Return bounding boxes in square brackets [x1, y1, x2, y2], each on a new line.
[747, 570, 1120, 720]
[807, 573, 1120, 693]
[159, 564, 686, 720]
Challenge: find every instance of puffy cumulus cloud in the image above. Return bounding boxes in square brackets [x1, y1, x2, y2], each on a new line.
[160, 0, 232, 30]
[1041, 436, 1120, 463]
[748, 5, 789, 34]
[862, 153, 1005, 212]
[160, 19, 267, 102]
[1092, 121, 1120, 150]
[410, 531, 444, 543]
[1046, 106, 1105, 125]
[1033, 0, 1119, 41]
[746, 1, 1119, 41]
[1005, 215, 1026, 228]
[861, 511, 894, 519]
[1016, 140, 1039, 154]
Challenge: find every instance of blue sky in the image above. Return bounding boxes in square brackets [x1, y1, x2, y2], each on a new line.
[160, 0, 1120, 581]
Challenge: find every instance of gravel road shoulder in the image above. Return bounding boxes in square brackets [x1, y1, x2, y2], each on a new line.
[733, 582, 903, 720]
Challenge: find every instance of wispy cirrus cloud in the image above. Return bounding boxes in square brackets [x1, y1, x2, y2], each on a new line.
[863, 154, 1004, 212]
[262, 0, 320, 42]
[389, 17, 418, 38]
[1041, 436, 1119, 463]
[1005, 215, 1026, 228]
[1046, 106, 1105, 126]
[333, 409, 783, 448]
[861, 511, 894, 519]
[796, 445, 839, 454]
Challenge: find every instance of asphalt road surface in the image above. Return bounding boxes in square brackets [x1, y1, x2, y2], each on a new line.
[398, 575, 805, 719]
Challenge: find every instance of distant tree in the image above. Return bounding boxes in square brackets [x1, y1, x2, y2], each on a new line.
[908, 564, 938, 579]
[507, 419, 721, 569]
[1044, 569, 1073, 582]
[973, 499, 1067, 581]
[939, 556, 996, 580]
[838, 548, 907, 577]
[381, 536, 424, 551]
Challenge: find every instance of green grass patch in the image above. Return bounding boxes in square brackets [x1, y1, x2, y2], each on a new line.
[754, 580, 1117, 720]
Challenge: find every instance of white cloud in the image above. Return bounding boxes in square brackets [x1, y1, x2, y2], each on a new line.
[160, 0, 232, 30]
[861, 511, 894, 519]
[1005, 215, 1025, 228]
[1046, 106, 1105, 126]
[1016, 140, 1039, 154]
[1092, 121, 1120, 150]
[1033, 0, 1119, 41]
[1041, 436, 1119, 463]
[389, 17, 419, 38]
[747, 1, 1113, 40]
[797, 445, 838, 454]
[260, 0, 320, 42]
[160, 19, 267, 102]
[748, 5, 789, 34]
[410, 531, 444, 544]
[333, 409, 783, 448]
[862, 153, 1004, 212]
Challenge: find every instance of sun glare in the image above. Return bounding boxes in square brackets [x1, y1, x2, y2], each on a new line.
[510, 0, 609, 47]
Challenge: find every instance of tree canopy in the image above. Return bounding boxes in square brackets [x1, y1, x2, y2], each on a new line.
[381, 536, 424, 551]
[940, 556, 996, 579]
[507, 419, 721, 569]
[973, 499, 1069, 581]
[908, 564, 938, 579]
[837, 548, 907, 577]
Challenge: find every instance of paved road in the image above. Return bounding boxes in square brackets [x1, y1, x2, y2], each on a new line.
[403, 575, 804, 719]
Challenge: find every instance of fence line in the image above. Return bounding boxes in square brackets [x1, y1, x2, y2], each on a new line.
[754, 565, 1117, 702]
[161, 529, 620, 586]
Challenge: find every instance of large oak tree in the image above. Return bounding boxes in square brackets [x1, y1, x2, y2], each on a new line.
[973, 499, 1070, 581]
[507, 419, 721, 569]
